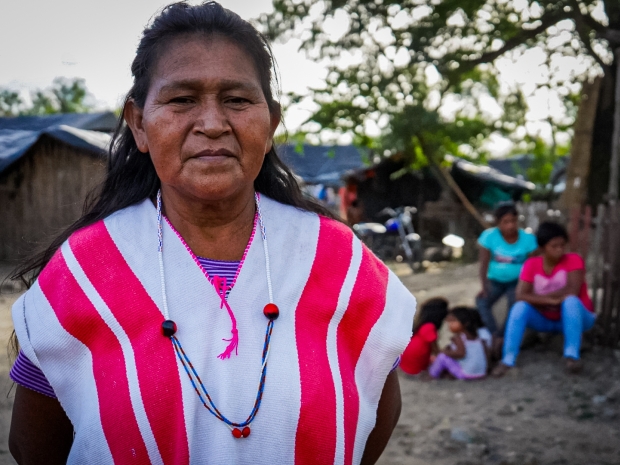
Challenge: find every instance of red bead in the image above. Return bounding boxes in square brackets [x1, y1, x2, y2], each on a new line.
[232, 428, 242, 438]
[242, 426, 251, 438]
[263, 303, 279, 321]
[162, 320, 177, 337]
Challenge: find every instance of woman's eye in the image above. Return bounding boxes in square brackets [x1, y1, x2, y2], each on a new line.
[226, 97, 250, 105]
[169, 96, 193, 104]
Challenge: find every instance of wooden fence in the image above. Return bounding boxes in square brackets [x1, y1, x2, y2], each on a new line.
[568, 204, 620, 347]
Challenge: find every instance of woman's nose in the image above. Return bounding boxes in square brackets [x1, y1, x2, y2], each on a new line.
[193, 101, 230, 138]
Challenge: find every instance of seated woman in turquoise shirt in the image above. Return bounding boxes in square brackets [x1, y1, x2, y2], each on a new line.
[476, 203, 538, 338]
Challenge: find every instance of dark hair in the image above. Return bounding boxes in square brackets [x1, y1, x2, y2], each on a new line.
[448, 306, 478, 336]
[414, 297, 449, 333]
[468, 307, 484, 330]
[11, 1, 334, 287]
[536, 222, 568, 248]
[494, 202, 518, 222]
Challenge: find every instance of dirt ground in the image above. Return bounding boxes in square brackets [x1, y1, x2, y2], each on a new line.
[381, 262, 620, 465]
[0, 262, 619, 465]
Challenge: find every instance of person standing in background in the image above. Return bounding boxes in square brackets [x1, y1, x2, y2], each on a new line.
[476, 203, 538, 342]
[339, 178, 359, 224]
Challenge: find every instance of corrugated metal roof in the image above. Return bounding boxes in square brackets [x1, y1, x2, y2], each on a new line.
[0, 112, 116, 174]
[0, 125, 111, 174]
[0, 112, 117, 132]
[452, 158, 536, 191]
[278, 144, 368, 186]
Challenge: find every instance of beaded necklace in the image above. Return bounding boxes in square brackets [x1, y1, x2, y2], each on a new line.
[156, 190, 279, 439]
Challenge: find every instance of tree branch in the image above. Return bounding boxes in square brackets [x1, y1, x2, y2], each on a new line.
[458, 9, 570, 70]
[598, 29, 620, 46]
[575, 9, 608, 34]
[571, 0, 611, 74]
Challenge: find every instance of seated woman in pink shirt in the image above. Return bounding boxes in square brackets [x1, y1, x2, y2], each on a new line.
[493, 222, 595, 376]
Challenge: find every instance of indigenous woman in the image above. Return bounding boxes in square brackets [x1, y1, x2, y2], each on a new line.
[8, 3, 416, 464]
[476, 202, 537, 337]
[493, 222, 595, 376]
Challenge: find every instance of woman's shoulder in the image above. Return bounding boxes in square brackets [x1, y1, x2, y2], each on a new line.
[66, 198, 154, 244]
[524, 254, 543, 264]
[260, 195, 353, 244]
[479, 227, 499, 241]
[259, 195, 317, 218]
[478, 227, 501, 250]
[38, 199, 156, 286]
[518, 228, 536, 241]
[561, 252, 585, 269]
[517, 229, 538, 249]
[521, 255, 543, 274]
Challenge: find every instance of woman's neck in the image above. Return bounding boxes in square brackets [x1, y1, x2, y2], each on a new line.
[501, 230, 518, 244]
[543, 255, 562, 272]
[160, 186, 256, 261]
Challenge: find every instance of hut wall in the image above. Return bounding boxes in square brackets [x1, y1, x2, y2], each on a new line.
[0, 137, 105, 261]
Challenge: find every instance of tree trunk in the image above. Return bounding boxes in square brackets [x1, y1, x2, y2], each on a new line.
[587, 57, 619, 206]
[560, 77, 601, 209]
[609, 48, 620, 203]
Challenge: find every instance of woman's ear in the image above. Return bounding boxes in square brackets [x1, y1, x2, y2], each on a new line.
[265, 104, 282, 153]
[124, 100, 149, 153]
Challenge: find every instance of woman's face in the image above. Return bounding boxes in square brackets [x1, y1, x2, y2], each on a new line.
[498, 213, 518, 237]
[125, 35, 280, 203]
[543, 236, 566, 262]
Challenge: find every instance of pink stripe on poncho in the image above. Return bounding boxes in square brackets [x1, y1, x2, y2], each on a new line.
[12, 196, 416, 465]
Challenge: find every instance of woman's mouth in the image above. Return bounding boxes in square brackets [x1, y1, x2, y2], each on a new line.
[192, 148, 235, 160]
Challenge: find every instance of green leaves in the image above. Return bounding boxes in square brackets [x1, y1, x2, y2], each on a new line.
[0, 77, 94, 117]
[262, 0, 612, 180]
[0, 90, 22, 117]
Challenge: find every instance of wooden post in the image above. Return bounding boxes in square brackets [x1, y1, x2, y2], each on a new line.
[603, 204, 620, 345]
[590, 204, 606, 314]
[437, 166, 490, 229]
[582, 205, 592, 260]
[608, 49, 620, 202]
[568, 207, 580, 253]
[601, 207, 617, 346]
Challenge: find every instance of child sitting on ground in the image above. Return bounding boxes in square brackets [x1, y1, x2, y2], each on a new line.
[470, 308, 492, 350]
[400, 297, 449, 375]
[470, 308, 492, 370]
[429, 307, 488, 379]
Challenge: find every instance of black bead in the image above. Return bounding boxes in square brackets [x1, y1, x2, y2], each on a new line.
[162, 320, 177, 337]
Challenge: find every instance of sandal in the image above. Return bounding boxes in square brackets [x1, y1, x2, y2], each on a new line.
[564, 358, 583, 374]
[491, 363, 512, 378]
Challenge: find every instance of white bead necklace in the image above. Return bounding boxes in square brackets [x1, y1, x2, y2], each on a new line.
[156, 189, 279, 438]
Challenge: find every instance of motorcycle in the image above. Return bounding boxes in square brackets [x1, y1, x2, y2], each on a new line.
[353, 206, 423, 271]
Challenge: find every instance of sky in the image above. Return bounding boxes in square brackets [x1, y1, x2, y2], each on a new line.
[0, 0, 606, 155]
[0, 0, 324, 130]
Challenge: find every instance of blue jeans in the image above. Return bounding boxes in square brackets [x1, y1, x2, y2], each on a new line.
[475, 279, 517, 335]
[502, 296, 596, 366]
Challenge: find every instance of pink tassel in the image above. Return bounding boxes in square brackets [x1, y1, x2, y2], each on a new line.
[218, 328, 239, 360]
[212, 276, 239, 359]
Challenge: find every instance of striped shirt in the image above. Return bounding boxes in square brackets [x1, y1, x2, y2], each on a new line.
[11, 256, 401, 398]
[10, 257, 241, 399]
